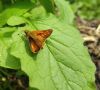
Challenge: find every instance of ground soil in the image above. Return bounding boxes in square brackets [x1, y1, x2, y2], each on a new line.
[76, 16, 100, 90]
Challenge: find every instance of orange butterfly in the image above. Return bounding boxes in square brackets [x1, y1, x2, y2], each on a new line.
[25, 29, 53, 53]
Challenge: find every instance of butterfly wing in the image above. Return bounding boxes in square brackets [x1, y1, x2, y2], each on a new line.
[29, 29, 53, 48]
[29, 37, 40, 53]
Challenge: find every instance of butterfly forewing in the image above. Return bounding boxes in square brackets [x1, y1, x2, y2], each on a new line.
[30, 29, 52, 47]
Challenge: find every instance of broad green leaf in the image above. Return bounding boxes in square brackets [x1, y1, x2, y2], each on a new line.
[55, 0, 74, 24]
[30, 6, 47, 20]
[0, 1, 33, 27]
[39, 0, 54, 13]
[0, 27, 21, 69]
[7, 16, 26, 26]
[10, 14, 96, 90]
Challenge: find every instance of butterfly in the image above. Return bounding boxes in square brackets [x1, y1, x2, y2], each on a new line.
[25, 29, 53, 53]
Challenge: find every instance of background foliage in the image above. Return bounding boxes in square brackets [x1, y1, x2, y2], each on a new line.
[67, 0, 100, 20]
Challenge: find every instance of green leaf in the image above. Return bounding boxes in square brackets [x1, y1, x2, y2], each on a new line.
[55, 0, 75, 24]
[10, 14, 96, 90]
[39, 0, 54, 13]
[30, 6, 47, 20]
[0, 1, 33, 27]
[31, 0, 37, 3]
[7, 16, 26, 26]
[0, 27, 21, 69]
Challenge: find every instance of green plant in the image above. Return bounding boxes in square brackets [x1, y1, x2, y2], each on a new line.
[0, 0, 96, 90]
[68, 0, 100, 20]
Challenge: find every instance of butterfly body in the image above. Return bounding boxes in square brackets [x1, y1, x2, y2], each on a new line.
[25, 29, 53, 53]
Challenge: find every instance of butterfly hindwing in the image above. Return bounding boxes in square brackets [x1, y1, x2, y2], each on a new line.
[29, 37, 40, 53]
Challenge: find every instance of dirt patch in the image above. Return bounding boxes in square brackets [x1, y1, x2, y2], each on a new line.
[76, 16, 100, 90]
